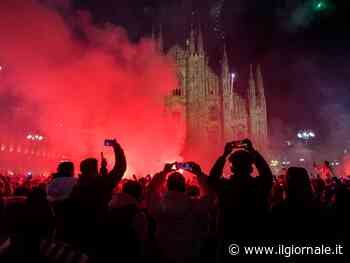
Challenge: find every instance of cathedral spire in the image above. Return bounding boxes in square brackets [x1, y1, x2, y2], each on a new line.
[158, 24, 163, 52]
[197, 22, 204, 55]
[189, 24, 196, 54]
[222, 44, 229, 76]
[256, 64, 266, 102]
[248, 64, 257, 107]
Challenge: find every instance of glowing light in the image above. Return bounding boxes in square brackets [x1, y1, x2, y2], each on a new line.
[316, 2, 323, 9]
[270, 160, 279, 167]
[297, 130, 316, 140]
[27, 134, 44, 141]
[0, 65, 2, 71]
[299, 158, 305, 162]
[282, 161, 291, 166]
[313, 0, 333, 13]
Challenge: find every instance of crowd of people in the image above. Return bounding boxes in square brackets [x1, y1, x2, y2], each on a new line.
[0, 139, 348, 262]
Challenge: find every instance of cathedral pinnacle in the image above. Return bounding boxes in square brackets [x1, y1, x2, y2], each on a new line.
[197, 23, 204, 55]
[189, 24, 196, 54]
[248, 64, 257, 107]
[222, 44, 229, 76]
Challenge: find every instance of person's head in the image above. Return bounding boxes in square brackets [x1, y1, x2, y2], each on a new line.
[228, 150, 254, 176]
[286, 167, 313, 203]
[122, 180, 143, 202]
[167, 172, 186, 192]
[324, 161, 330, 168]
[57, 161, 74, 177]
[80, 158, 98, 177]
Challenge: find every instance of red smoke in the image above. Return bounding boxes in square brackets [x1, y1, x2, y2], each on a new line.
[0, 0, 184, 176]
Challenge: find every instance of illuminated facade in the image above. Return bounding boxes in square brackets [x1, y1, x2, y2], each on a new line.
[154, 25, 268, 154]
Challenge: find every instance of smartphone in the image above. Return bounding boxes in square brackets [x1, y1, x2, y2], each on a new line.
[231, 140, 248, 149]
[175, 162, 193, 171]
[104, 139, 116, 146]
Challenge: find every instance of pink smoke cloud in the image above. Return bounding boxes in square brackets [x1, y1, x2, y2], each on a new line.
[0, 0, 184, 176]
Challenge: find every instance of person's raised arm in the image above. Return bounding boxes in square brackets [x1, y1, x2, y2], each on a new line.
[145, 163, 172, 214]
[187, 162, 208, 196]
[147, 163, 172, 194]
[108, 140, 127, 186]
[208, 142, 233, 191]
[243, 139, 273, 193]
[100, 152, 108, 177]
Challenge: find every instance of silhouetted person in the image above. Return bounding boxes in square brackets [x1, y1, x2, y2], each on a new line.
[0, 175, 11, 198]
[314, 161, 336, 184]
[146, 162, 210, 263]
[208, 139, 272, 260]
[66, 140, 126, 256]
[3, 187, 53, 262]
[98, 180, 148, 261]
[47, 161, 76, 202]
[47, 161, 76, 241]
[272, 167, 327, 243]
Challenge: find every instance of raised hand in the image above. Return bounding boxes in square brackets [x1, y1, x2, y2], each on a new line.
[241, 138, 253, 151]
[163, 163, 174, 173]
[187, 162, 203, 177]
[223, 142, 234, 157]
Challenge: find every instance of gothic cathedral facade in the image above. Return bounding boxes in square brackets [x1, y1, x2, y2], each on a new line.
[154, 26, 268, 155]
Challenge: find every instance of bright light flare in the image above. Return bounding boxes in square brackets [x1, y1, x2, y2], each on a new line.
[297, 130, 316, 140]
[270, 160, 279, 167]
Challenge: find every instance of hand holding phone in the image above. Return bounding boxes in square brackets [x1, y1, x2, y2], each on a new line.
[104, 139, 117, 147]
[175, 162, 193, 171]
[231, 139, 253, 151]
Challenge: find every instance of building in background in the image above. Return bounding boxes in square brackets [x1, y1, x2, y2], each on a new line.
[153, 24, 268, 157]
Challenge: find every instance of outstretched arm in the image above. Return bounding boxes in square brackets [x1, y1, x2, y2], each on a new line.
[244, 140, 273, 194]
[145, 164, 172, 214]
[100, 152, 108, 177]
[108, 141, 127, 186]
[187, 162, 209, 196]
[208, 143, 233, 191]
[147, 163, 172, 194]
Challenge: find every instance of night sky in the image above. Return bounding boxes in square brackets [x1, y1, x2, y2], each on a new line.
[1, 0, 344, 153]
[72, 0, 350, 151]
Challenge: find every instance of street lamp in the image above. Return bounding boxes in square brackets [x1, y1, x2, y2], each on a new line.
[26, 134, 44, 141]
[297, 130, 315, 142]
